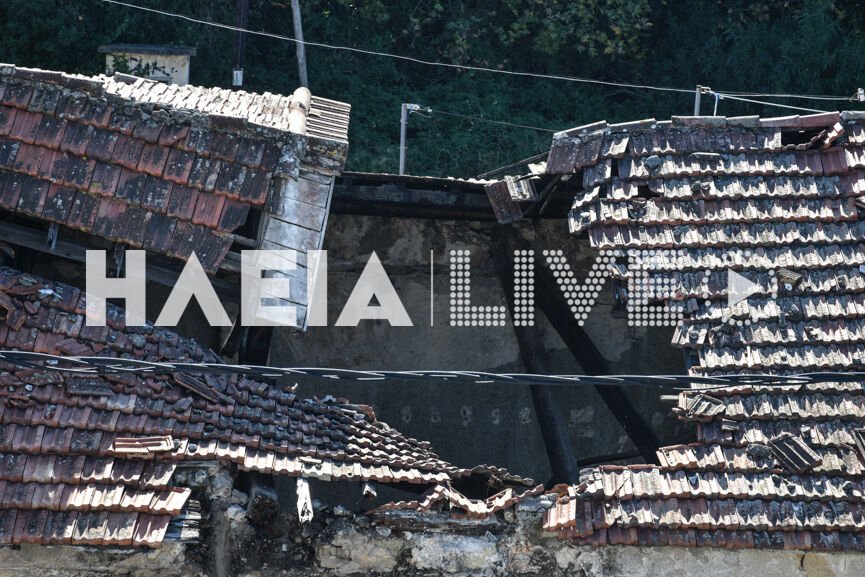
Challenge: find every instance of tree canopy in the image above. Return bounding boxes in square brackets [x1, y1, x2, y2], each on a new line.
[3, 0, 864, 177]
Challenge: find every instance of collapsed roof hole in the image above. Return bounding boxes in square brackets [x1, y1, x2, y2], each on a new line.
[234, 208, 261, 241]
[636, 184, 658, 199]
[780, 128, 824, 146]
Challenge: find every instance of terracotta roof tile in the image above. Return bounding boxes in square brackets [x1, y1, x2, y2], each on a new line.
[0, 65, 348, 276]
[42, 510, 76, 544]
[54, 93, 89, 121]
[103, 511, 137, 545]
[32, 116, 67, 148]
[162, 148, 194, 185]
[545, 112, 865, 551]
[0, 106, 18, 135]
[65, 191, 100, 230]
[0, 269, 533, 547]
[2, 82, 33, 109]
[157, 124, 189, 148]
[190, 192, 225, 228]
[137, 143, 168, 177]
[12, 143, 46, 176]
[186, 156, 222, 192]
[62, 156, 95, 190]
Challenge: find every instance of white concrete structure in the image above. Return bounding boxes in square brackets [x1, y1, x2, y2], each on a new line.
[99, 44, 196, 85]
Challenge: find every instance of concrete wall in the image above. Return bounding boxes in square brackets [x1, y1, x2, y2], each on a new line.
[271, 214, 689, 490]
[104, 53, 191, 85]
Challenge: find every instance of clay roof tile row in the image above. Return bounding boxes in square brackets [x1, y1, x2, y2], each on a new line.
[546, 112, 865, 551]
[0, 269, 532, 547]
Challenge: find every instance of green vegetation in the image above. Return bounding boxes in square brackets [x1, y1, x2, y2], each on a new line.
[3, 0, 864, 176]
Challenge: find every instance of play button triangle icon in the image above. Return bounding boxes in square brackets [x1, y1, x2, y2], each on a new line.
[727, 269, 761, 307]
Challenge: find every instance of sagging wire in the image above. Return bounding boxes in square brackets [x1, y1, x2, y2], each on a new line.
[407, 104, 556, 133]
[0, 350, 853, 393]
[98, 0, 863, 107]
[425, 108, 557, 133]
[720, 90, 860, 102]
[708, 91, 830, 114]
[98, 0, 696, 95]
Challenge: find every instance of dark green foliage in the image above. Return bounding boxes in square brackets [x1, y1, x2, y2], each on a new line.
[2, 0, 864, 177]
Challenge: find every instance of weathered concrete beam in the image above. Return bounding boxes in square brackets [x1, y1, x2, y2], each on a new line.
[533, 264, 661, 465]
[492, 230, 580, 485]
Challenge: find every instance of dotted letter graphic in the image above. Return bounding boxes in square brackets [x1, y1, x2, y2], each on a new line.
[449, 249, 508, 326]
[543, 249, 618, 326]
[626, 249, 685, 327]
[513, 250, 535, 326]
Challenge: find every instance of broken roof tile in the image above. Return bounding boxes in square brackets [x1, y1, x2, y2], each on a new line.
[0, 269, 534, 548]
[548, 112, 865, 552]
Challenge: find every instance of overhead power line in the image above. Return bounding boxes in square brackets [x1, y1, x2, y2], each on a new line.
[98, 0, 693, 94]
[0, 350, 861, 392]
[721, 90, 855, 102]
[416, 96, 830, 134]
[710, 91, 829, 114]
[99, 0, 857, 103]
[414, 106, 557, 133]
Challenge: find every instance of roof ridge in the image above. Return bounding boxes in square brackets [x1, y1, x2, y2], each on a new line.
[0, 64, 348, 141]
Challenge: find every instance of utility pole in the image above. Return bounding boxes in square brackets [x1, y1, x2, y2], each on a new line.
[290, 0, 308, 87]
[233, 0, 248, 87]
[399, 103, 423, 175]
[399, 103, 408, 175]
[693, 85, 712, 116]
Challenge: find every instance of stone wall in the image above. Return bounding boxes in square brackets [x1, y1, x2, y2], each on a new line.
[314, 501, 865, 577]
[6, 497, 863, 577]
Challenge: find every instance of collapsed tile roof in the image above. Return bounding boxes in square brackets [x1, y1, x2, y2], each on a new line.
[0, 64, 349, 286]
[531, 111, 865, 551]
[370, 482, 545, 521]
[0, 268, 534, 547]
[549, 111, 865, 373]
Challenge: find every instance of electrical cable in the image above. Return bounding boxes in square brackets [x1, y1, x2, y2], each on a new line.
[0, 350, 859, 393]
[421, 108, 557, 133]
[99, 1, 862, 104]
[92, 0, 710, 96]
[720, 90, 856, 101]
[416, 95, 832, 156]
[710, 91, 830, 114]
[96, 0, 865, 126]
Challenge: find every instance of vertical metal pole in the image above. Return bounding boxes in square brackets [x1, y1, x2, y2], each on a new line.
[290, 0, 309, 87]
[693, 85, 702, 116]
[399, 103, 408, 175]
